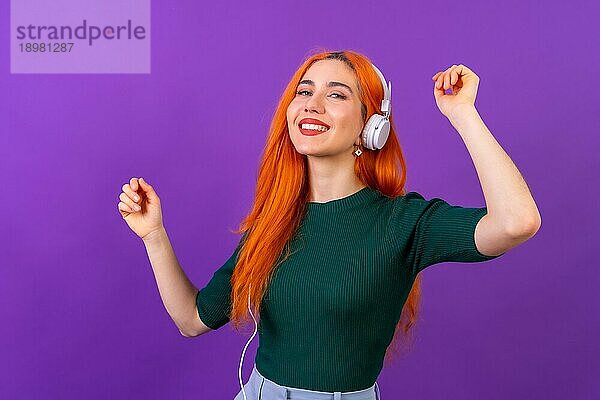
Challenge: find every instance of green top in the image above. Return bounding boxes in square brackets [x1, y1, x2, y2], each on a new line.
[196, 186, 504, 392]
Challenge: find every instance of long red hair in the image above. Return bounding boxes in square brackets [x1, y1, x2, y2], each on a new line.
[229, 48, 422, 367]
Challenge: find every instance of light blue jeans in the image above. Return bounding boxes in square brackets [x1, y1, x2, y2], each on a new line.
[233, 363, 381, 400]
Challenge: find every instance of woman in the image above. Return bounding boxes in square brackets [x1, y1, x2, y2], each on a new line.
[118, 50, 541, 399]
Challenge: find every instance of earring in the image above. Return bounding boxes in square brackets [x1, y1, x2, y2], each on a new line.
[353, 144, 363, 157]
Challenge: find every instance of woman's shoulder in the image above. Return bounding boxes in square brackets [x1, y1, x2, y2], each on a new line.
[387, 190, 429, 208]
[386, 190, 454, 221]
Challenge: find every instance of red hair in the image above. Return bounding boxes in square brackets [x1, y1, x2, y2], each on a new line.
[229, 48, 422, 367]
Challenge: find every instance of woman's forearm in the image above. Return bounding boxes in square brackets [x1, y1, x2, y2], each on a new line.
[142, 226, 199, 336]
[448, 105, 541, 235]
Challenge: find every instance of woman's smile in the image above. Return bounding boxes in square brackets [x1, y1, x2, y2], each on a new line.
[298, 118, 330, 136]
[299, 125, 329, 136]
[298, 118, 331, 136]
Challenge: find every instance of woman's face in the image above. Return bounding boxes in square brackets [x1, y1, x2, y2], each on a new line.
[286, 59, 364, 157]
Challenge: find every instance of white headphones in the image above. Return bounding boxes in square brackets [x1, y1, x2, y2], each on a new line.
[238, 284, 258, 400]
[361, 62, 392, 150]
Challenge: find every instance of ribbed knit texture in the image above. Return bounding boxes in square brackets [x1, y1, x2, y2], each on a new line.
[196, 187, 504, 392]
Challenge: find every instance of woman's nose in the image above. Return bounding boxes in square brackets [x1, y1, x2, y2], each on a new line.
[304, 93, 325, 113]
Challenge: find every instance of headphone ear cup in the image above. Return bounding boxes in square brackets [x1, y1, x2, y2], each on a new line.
[363, 114, 391, 150]
[361, 115, 379, 150]
[372, 118, 390, 150]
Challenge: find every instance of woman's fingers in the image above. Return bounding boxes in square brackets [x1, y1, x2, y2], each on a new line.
[120, 191, 141, 211]
[436, 68, 448, 89]
[433, 65, 460, 90]
[137, 178, 158, 204]
[431, 71, 442, 80]
[444, 65, 456, 90]
[118, 201, 134, 214]
[138, 177, 152, 193]
[130, 177, 139, 193]
[122, 182, 140, 203]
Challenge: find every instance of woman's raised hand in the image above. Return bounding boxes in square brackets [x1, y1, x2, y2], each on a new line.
[118, 177, 164, 241]
[431, 64, 480, 120]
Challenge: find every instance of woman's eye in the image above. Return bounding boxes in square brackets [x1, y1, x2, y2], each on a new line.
[296, 90, 346, 99]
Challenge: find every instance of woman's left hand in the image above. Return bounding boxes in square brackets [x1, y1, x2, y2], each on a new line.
[431, 64, 480, 120]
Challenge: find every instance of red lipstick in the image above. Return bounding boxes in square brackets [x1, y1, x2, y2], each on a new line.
[298, 118, 330, 136]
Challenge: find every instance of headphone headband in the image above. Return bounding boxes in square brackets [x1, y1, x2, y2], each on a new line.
[369, 62, 392, 116]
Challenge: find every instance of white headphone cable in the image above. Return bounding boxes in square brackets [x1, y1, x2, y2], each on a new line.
[238, 284, 258, 400]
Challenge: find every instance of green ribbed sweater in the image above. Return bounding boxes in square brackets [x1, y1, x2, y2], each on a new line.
[196, 186, 504, 392]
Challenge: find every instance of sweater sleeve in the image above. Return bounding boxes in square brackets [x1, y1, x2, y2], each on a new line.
[195, 233, 246, 330]
[395, 191, 505, 276]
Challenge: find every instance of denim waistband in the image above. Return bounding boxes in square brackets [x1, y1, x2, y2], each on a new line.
[249, 363, 380, 400]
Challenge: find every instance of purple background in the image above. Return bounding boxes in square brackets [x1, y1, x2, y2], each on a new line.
[1, 0, 597, 399]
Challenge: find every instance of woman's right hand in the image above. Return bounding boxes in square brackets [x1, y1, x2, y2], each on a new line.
[118, 177, 164, 241]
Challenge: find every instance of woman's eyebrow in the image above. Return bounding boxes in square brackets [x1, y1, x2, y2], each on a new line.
[298, 79, 354, 94]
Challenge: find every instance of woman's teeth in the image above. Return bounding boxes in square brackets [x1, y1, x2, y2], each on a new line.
[300, 124, 329, 132]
